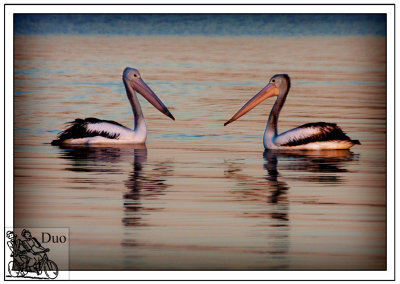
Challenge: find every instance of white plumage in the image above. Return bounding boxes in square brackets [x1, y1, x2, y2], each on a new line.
[85, 122, 133, 138]
[274, 126, 323, 146]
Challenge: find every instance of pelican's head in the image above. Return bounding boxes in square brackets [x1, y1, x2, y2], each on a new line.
[123, 67, 175, 120]
[224, 74, 290, 126]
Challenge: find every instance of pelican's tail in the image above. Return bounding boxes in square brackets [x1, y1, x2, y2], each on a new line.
[51, 139, 62, 146]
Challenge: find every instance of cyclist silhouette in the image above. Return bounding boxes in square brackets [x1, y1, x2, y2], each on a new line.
[6, 231, 27, 266]
[21, 229, 49, 274]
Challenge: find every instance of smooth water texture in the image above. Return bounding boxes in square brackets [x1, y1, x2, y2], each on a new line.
[14, 35, 386, 270]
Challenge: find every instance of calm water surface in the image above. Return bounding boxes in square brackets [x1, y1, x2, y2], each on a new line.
[14, 35, 386, 270]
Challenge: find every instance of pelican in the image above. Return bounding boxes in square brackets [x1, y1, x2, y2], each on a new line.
[224, 74, 360, 150]
[51, 67, 174, 145]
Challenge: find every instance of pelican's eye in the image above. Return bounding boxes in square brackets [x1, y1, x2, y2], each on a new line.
[271, 79, 276, 83]
[134, 74, 138, 78]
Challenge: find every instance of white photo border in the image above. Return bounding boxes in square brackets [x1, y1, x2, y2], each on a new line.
[4, 3, 394, 281]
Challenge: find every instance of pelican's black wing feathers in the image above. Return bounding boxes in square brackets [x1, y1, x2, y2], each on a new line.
[276, 122, 360, 147]
[51, 117, 126, 145]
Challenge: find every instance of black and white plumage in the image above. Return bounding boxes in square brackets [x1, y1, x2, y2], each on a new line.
[51, 67, 174, 146]
[224, 74, 360, 150]
[51, 118, 129, 145]
[274, 122, 360, 147]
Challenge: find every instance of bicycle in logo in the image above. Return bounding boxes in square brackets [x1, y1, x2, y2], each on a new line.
[8, 248, 59, 279]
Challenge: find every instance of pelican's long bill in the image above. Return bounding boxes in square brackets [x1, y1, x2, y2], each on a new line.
[130, 77, 175, 121]
[224, 83, 279, 126]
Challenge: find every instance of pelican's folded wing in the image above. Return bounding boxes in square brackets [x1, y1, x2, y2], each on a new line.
[274, 122, 355, 147]
[51, 117, 131, 145]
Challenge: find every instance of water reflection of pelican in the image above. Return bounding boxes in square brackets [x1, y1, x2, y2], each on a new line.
[57, 145, 173, 269]
[264, 149, 358, 184]
[225, 150, 357, 269]
[261, 149, 357, 207]
[224, 154, 290, 269]
[59, 144, 139, 172]
[263, 150, 290, 223]
[57, 145, 172, 227]
[262, 149, 357, 221]
[122, 148, 172, 227]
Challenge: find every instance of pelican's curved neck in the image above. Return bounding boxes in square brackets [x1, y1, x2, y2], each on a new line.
[123, 80, 147, 134]
[263, 89, 289, 148]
